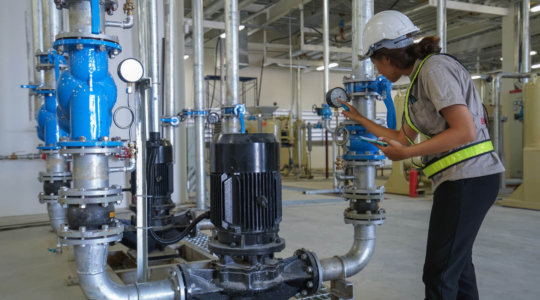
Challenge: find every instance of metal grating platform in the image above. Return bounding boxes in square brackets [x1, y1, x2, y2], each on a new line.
[185, 232, 210, 250]
[293, 285, 331, 300]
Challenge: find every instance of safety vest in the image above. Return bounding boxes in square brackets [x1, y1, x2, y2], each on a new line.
[404, 54, 494, 178]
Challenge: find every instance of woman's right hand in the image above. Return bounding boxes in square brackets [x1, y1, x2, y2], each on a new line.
[338, 100, 363, 122]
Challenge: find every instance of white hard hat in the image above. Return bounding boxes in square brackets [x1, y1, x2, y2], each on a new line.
[360, 10, 419, 59]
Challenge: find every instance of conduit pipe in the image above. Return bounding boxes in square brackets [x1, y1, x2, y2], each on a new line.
[320, 225, 375, 281]
[192, 0, 207, 210]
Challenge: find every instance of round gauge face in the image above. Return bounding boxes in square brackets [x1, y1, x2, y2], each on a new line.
[117, 58, 144, 83]
[326, 87, 348, 108]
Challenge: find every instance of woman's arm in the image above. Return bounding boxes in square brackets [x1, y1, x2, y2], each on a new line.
[377, 104, 476, 161]
[339, 100, 418, 146]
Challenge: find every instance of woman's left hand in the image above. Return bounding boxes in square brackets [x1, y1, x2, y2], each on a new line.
[375, 137, 411, 161]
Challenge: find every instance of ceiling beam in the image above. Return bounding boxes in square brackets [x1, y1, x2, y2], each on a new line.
[428, 0, 509, 16]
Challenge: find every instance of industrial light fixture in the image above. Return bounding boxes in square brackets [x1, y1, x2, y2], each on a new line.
[471, 75, 482, 80]
[184, 55, 189, 60]
[531, 4, 540, 13]
[220, 25, 246, 39]
[316, 62, 339, 71]
[531, 50, 537, 56]
[532, 63, 540, 69]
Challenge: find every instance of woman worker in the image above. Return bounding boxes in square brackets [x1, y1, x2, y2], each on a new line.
[339, 10, 505, 300]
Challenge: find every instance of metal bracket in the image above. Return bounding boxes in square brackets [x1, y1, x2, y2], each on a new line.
[329, 279, 353, 300]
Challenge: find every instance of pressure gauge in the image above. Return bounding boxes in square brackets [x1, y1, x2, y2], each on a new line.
[325, 87, 349, 108]
[117, 58, 144, 83]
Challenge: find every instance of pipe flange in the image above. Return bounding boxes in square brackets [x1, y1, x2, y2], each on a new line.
[343, 192, 385, 201]
[294, 248, 324, 296]
[344, 209, 386, 225]
[39, 148, 63, 155]
[58, 185, 123, 205]
[58, 233, 123, 246]
[38, 171, 72, 182]
[343, 78, 376, 84]
[60, 146, 122, 155]
[167, 266, 187, 300]
[38, 192, 60, 203]
[342, 186, 385, 196]
[55, 32, 120, 44]
[57, 222, 124, 242]
[343, 160, 384, 167]
[349, 91, 381, 98]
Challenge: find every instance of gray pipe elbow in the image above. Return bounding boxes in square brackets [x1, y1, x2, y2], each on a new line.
[109, 158, 136, 173]
[320, 224, 376, 281]
[78, 272, 139, 300]
[105, 15, 134, 29]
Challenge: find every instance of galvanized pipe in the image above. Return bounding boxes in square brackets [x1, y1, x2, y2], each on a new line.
[224, 0, 240, 133]
[72, 155, 109, 189]
[47, 202, 67, 232]
[137, 0, 150, 138]
[323, 0, 329, 93]
[437, 0, 447, 52]
[522, 0, 530, 80]
[34, 0, 45, 87]
[148, 0, 160, 134]
[135, 88, 149, 282]
[193, 0, 207, 210]
[108, 158, 136, 173]
[105, 15, 134, 29]
[320, 225, 376, 281]
[48, 0, 62, 46]
[352, 0, 374, 80]
[74, 244, 178, 300]
[165, 0, 187, 204]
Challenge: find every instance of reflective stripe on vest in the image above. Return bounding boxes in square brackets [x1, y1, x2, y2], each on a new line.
[404, 54, 494, 178]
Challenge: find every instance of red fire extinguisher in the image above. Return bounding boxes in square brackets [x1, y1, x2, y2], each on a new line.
[409, 169, 419, 197]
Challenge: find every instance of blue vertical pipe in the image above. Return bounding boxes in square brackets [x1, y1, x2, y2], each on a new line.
[91, 0, 101, 34]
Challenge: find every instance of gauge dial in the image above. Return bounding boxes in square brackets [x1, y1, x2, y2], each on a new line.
[325, 87, 349, 108]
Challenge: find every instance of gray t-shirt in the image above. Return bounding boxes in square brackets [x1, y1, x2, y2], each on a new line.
[406, 55, 505, 190]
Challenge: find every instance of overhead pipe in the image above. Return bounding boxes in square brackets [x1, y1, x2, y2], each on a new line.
[193, 0, 207, 210]
[0, 153, 42, 160]
[437, 0, 447, 52]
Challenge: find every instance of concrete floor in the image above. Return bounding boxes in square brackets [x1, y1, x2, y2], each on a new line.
[1, 178, 539, 299]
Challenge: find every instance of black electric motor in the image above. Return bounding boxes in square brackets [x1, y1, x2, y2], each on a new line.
[209, 133, 285, 257]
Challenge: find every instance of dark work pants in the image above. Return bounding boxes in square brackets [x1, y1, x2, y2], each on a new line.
[423, 174, 499, 300]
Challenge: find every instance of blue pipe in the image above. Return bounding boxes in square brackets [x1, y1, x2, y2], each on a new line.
[91, 0, 101, 34]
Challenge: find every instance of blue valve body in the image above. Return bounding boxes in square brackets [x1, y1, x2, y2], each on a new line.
[54, 38, 121, 143]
